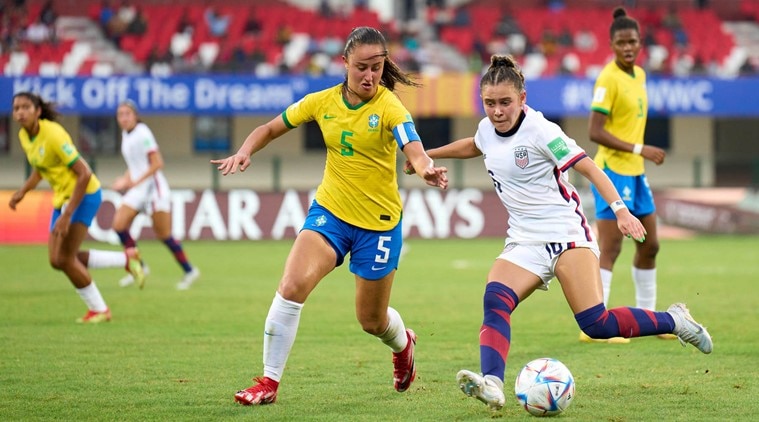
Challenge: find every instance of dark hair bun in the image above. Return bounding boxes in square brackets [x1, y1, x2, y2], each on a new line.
[613, 7, 627, 19]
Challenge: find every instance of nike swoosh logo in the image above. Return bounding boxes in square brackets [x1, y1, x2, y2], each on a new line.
[371, 265, 386, 271]
[323, 114, 336, 119]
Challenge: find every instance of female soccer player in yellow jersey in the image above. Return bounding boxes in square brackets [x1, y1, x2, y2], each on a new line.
[211, 27, 448, 405]
[9, 92, 144, 323]
[212, 26, 448, 405]
[585, 7, 673, 343]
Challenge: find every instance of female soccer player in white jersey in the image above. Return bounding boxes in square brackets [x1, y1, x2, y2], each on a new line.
[586, 7, 672, 343]
[211, 26, 448, 405]
[406, 54, 712, 413]
[112, 100, 200, 290]
[9, 92, 144, 323]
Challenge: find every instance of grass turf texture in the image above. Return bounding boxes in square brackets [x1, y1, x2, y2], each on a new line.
[1, 236, 756, 421]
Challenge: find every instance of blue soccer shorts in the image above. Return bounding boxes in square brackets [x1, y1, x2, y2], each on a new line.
[301, 200, 403, 280]
[592, 169, 656, 220]
[50, 189, 102, 231]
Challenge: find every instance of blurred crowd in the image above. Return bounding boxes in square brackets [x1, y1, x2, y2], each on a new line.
[2, 0, 758, 78]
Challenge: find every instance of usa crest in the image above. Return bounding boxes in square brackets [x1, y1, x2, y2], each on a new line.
[514, 147, 529, 169]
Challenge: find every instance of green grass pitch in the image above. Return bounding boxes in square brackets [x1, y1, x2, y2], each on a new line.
[1, 236, 757, 421]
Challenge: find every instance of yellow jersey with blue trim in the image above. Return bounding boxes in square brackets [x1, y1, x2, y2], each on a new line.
[590, 61, 648, 176]
[282, 84, 420, 231]
[19, 119, 101, 208]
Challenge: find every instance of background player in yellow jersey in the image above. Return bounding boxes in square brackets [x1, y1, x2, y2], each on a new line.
[9, 92, 144, 323]
[212, 26, 448, 405]
[586, 8, 672, 343]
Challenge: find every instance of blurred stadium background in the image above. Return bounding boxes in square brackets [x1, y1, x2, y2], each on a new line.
[1, 0, 758, 242]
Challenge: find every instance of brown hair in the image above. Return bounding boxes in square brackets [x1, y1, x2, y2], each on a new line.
[480, 54, 525, 93]
[342, 26, 420, 91]
[13, 91, 59, 121]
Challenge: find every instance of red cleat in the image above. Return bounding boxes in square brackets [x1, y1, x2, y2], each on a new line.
[234, 377, 279, 405]
[393, 328, 417, 392]
[76, 308, 111, 324]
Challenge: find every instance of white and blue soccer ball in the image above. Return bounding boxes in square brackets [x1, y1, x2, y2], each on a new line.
[514, 357, 575, 417]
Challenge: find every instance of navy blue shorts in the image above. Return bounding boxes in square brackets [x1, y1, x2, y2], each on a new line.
[302, 201, 402, 280]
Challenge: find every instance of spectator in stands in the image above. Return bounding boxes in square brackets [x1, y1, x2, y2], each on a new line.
[539, 28, 558, 56]
[98, 0, 115, 31]
[558, 26, 573, 48]
[213, 26, 448, 406]
[494, 9, 522, 38]
[204, 6, 229, 38]
[9, 92, 144, 324]
[39, 0, 56, 26]
[111, 100, 200, 290]
[126, 7, 147, 36]
[318, 0, 334, 19]
[25, 18, 51, 44]
[586, 7, 671, 344]
[574, 28, 598, 52]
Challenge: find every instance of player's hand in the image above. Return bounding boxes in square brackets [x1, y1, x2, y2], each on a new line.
[210, 153, 251, 176]
[52, 214, 71, 238]
[615, 209, 647, 243]
[421, 165, 448, 189]
[641, 145, 666, 165]
[8, 190, 24, 211]
[403, 160, 415, 175]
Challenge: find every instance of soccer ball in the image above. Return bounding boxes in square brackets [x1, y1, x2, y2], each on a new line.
[514, 357, 575, 417]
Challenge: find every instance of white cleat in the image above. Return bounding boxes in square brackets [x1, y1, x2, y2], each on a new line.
[668, 303, 713, 354]
[119, 264, 150, 287]
[457, 369, 505, 411]
[176, 267, 200, 290]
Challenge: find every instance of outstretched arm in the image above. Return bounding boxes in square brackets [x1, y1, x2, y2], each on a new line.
[404, 137, 481, 175]
[402, 141, 448, 189]
[573, 156, 647, 242]
[211, 114, 290, 175]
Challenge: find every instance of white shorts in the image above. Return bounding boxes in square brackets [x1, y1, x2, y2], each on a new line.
[121, 179, 171, 215]
[497, 240, 599, 290]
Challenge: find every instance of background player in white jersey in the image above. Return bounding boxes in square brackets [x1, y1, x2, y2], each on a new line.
[111, 100, 200, 290]
[406, 54, 712, 414]
[211, 26, 448, 406]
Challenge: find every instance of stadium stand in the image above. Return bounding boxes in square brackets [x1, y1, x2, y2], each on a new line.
[1, 0, 757, 77]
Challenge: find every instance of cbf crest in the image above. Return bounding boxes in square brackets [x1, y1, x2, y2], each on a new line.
[368, 114, 380, 130]
[514, 146, 529, 169]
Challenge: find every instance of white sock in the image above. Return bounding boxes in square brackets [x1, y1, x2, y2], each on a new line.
[600, 268, 613, 307]
[262, 292, 303, 382]
[377, 307, 407, 353]
[75, 281, 108, 312]
[87, 249, 127, 269]
[632, 267, 657, 310]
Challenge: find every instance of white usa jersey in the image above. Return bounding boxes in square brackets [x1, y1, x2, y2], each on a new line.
[474, 105, 594, 243]
[121, 122, 169, 193]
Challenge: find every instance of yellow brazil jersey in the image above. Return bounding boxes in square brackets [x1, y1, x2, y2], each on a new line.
[590, 61, 648, 176]
[283, 84, 415, 231]
[19, 119, 100, 209]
